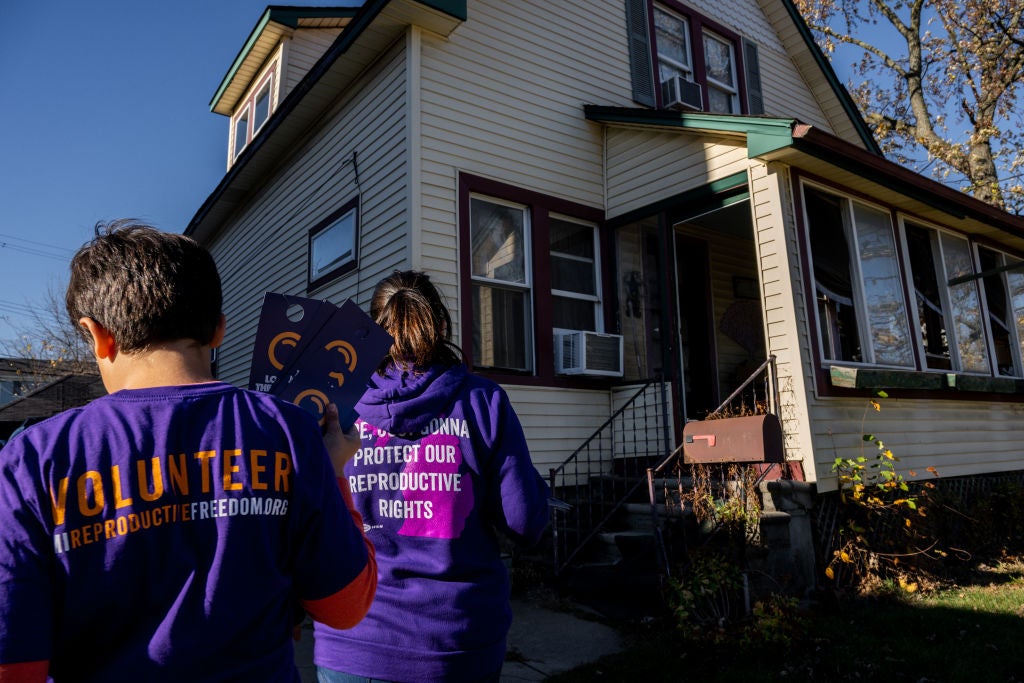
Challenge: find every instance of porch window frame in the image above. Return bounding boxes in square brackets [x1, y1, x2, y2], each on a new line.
[458, 173, 611, 387]
[899, 217, 992, 376]
[796, 172, 1024, 400]
[800, 179, 916, 370]
[650, 0, 748, 114]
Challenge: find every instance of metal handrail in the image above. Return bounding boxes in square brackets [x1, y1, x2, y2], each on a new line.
[646, 355, 779, 576]
[547, 376, 670, 574]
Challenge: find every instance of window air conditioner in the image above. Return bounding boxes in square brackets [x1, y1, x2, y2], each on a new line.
[553, 329, 624, 377]
[661, 75, 702, 111]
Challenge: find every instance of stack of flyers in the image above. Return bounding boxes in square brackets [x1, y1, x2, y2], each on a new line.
[248, 292, 394, 430]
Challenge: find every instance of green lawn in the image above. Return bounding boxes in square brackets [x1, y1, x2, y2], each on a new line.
[546, 559, 1024, 682]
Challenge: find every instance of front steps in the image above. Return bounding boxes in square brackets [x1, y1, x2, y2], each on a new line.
[555, 473, 819, 617]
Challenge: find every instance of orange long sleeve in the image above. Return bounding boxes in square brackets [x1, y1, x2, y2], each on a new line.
[300, 477, 377, 629]
[0, 660, 48, 683]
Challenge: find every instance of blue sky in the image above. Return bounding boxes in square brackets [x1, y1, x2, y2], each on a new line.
[0, 0, 336, 345]
[0, 1, 869, 350]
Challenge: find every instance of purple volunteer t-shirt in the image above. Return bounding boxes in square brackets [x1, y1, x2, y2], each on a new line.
[0, 382, 367, 682]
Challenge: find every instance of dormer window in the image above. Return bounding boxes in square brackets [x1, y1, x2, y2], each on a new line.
[233, 107, 249, 159]
[253, 80, 272, 134]
[229, 66, 277, 161]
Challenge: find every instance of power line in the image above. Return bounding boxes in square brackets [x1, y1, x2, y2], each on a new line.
[0, 232, 75, 262]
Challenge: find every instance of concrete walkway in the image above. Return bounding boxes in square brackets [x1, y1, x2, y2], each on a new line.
[292, 596, 625, 682]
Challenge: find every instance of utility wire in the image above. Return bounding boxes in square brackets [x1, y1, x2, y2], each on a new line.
[0, 232, 75, 262]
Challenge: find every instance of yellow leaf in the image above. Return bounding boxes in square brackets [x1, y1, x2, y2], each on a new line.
[825, 566, 835, 580]
[840, 551, 852, 563]
[871, 400, 881, 411]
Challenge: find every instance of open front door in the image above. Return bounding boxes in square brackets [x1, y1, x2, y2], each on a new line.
[675, 234, 717, 419]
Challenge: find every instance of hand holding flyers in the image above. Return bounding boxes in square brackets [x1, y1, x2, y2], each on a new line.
[248, 293, 393, 429]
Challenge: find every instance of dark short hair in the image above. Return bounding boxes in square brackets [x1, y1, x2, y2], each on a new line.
[370, 270, 464, 372]
[66, 219, 223, 353]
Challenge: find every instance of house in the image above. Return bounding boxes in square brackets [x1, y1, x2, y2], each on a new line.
[0, 358, 104, 442]
[185, 0, 1024, 588]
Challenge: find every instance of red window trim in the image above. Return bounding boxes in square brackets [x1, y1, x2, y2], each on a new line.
[457, 173, 617, 387]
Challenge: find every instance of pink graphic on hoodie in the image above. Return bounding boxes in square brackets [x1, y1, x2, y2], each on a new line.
[397, 431, 474, 539]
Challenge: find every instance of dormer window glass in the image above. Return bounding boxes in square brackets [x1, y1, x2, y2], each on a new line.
[228, 60, 278, 164]
[233, 107, 249, 159]
[253, 80, 272, 134]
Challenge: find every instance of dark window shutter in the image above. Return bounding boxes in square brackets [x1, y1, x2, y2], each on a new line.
[625, 0, 656, 107]
[742, 38, 764, 115]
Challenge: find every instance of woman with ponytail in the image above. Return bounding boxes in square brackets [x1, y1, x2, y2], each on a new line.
[314, 270, 550, 683]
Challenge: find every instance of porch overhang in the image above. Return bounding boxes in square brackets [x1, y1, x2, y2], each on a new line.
[187, 0, 466, 243]
[583, 106, 1024, 251]
[584, 106, 797, 157]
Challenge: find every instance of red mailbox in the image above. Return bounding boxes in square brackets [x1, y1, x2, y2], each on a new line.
[682, 414, 783, 464]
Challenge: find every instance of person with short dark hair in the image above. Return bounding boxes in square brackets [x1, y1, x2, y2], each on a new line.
[0, 219, 376, 682]
[314, 270, 550, 683]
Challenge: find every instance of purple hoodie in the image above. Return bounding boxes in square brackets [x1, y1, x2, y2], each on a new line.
[314, 363, 549, 682]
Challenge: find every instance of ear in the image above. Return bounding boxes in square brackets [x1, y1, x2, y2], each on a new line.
[79, 317, 117, 360]
[210, 314, 227, 349]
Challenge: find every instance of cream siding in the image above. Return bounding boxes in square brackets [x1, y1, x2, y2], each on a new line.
[505, 386, 613, 474]
[281, 28, 345, 99]
[605, 128, 750, 219]
[748, 160, 816, 481]
[209, 42, 411, 387]
[414, 0, 634, 467]
[755, 0, 867, 147]
[809, 399, 1024, 488]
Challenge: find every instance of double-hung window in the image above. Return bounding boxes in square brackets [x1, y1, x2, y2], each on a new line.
[652, 3, 741, 113]
[230, 62, 277, 162]
[463, 176, 606, 380]
[469, 196, 533, 372]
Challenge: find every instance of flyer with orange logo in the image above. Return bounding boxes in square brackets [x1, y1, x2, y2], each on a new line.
[248, 293, 393, 429]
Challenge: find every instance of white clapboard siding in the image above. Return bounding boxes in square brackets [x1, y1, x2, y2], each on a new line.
[605, 130, 750, 219]
[755, 0, 866, 147]
[505, 385, 614, 474]
[208, 43, 411, 387]
[282, 29, 345, 99]
[747, 159, 817, 479]
[809, 398, 1024, 491]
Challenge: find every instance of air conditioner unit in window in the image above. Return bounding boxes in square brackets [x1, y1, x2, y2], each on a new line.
[554, 329, 624, 377]
[661, 75, 702, 111]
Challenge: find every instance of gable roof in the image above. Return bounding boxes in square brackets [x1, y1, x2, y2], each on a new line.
[187, 0, 467, 243]
[210, 5, 362, 116]
[762, 0, 881, 155]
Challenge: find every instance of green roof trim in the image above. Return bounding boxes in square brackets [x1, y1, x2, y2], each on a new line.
[604, 169, 749, 228]
[778, 0, 881, 156]
[210, 7, 360, 111]
[583, 106, 797, 157]
[415, 0, 467, 20]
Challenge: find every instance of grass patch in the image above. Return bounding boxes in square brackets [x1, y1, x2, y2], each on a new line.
[547, 558, 1024, 683]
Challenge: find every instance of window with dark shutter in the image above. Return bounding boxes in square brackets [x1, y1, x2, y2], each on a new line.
[742, 38, 764, 115]
[625, 0, 656, 106]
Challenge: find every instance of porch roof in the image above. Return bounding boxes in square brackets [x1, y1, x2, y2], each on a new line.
[583, 106, 1024, 251]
